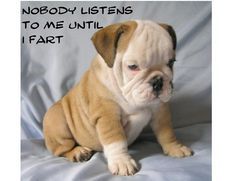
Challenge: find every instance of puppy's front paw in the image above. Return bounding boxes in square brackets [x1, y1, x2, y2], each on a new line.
[108, 155, 139, 176]
[163, 142, 193, 158]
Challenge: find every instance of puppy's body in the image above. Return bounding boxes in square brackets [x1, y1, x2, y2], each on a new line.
[44, 55, 152, 152]
[43, 20, 192, 176]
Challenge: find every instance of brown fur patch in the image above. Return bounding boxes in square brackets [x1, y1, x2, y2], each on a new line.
[159, 23, 177, 50]
[91, 21, 137, 67]
[151, 102, 176, 145]
[151, 102, 193, 157]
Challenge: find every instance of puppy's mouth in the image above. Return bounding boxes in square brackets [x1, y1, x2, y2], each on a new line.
[149, 75, 163, 96]
[122, 71, 173, 106]
[149, 76, 173, 102]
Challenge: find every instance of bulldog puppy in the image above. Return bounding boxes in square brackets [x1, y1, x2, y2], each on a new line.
[43, 20, 193, 176]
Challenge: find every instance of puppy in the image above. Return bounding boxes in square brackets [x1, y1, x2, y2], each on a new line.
[43, 20, 193, 176]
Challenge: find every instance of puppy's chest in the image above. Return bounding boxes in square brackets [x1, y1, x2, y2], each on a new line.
[121, 109, 152, 145]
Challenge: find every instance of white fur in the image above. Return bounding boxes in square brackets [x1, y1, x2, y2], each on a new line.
[122, 108, 152, 145]
[96, 20, 175, 147]
[103, 141, 138, 175]
[103, 141, 128, 159]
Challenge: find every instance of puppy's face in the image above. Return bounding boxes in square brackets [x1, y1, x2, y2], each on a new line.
[120, 21, 176, 106]
[92, 20, 177, 107]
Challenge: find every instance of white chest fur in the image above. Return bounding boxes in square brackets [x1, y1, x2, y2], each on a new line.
[122, 108, 152, 145]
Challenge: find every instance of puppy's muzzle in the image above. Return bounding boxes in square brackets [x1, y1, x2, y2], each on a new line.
[149, 76, 163, 94]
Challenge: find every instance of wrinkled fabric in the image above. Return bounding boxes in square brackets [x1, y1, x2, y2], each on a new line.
[21, 1, 211, 181]
[21, 123, 211, 181]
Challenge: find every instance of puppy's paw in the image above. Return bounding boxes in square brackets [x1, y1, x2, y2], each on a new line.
[63, 146, 94, 162]
[163, 142, 193, 158]
[108, 154, 139, 176]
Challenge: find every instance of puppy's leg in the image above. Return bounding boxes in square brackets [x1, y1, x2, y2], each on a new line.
[151, 102, 193, 158]
[103, 141, 138, 176]
[43, 101, 94, 162]
[93, 101, 138, 176]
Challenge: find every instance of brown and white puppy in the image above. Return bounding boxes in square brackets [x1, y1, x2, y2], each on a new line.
[43, 20, 193, 176]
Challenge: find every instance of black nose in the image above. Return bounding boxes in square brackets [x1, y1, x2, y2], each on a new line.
[150, 76, 163, 93]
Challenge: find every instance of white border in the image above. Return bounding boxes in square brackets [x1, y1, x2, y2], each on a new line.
[213, 0, 236, 181]
[20, 0, 212, 1]
[0, 0, 20, 180]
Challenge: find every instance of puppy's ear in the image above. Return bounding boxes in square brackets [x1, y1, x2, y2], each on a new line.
[159, 23, 177, 50]
[91, 21, 137, 68]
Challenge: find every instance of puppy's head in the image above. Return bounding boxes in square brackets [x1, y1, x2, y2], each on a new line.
[91, 20, 177, 106]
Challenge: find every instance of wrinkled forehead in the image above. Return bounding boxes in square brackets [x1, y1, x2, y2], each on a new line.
[123, 20, 174, 67]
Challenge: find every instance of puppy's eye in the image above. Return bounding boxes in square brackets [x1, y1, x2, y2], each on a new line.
[128, 64, 139, 71]
[167, 59, 176, 70]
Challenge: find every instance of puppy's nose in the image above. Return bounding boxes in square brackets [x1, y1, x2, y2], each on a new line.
[150, 76, 163, 93]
